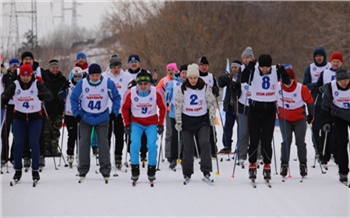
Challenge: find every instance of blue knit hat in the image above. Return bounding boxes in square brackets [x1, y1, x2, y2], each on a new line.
[88, 63, 102, 75]
[9, 58, 20, 67]
[128, 54, 140, 64]
[76, 52, 87, 60]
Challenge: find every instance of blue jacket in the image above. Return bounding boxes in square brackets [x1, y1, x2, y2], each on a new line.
[70, 76, 121, 126]
[165, 76, 184, 118]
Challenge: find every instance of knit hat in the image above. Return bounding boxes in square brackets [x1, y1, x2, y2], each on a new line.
[76, 51, 87, 60]
[71, 67, 83, 77]
[109, 56, 122, 68]
[258, 54, 272, 67]
[285, 68, 295, 80]
[88, 63, 102, 75]
[128, 54, 140, 64]
[9, 58, 20, 68]
[330, 51, 344, 63]
[241, 46, 254, 59]
[48, 59, 59, 68]
[179, 64, 188, 72]
[198, 56, 209, 65]
[186, 63, 199, 78]
[335, 68, 349, 81]
[21, 51, 34, 61]
[136, 71, 151, 83]
[19, 63, 33, 76]
[166, 63, 178, 72]
[231, 60, 242, 68]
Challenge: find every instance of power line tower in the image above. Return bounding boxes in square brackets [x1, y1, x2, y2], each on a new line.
[51, 0, 80, 28]
[16, 0, 38, 51]
[3, 0, 20, 58]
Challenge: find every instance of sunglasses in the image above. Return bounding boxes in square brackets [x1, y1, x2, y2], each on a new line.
[74, 75, 82, 78]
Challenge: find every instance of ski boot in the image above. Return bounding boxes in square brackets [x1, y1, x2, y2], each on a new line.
[115, 155, 122, 170]
[102, 172, 110, 184]
[78, 172, 86, 183]
[183, 175, 191, 185]
[339, 174, 348, 183]
[13, 169, 22, 182]
[218, 147, 231, 154]
[169, 160, 176, 171]
[32, 170, 40, 181]
[203, 172, 214, 184]
[23, 157, 31, 172]
[248, 162, 257, 180]
[131, 164, 140, 186]
[280, 163, 288, 177]
[147, 165, 156, 187]
[238, 159, 245, 169]
[299, 163, 308, 177]
[263, 164, 271, 180]
[67, 155, 74, 168]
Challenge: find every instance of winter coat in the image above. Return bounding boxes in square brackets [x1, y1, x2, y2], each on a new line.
[217, 72, 241, 112]
[165, 75, 184, 118]
[41, 69, 67, 115]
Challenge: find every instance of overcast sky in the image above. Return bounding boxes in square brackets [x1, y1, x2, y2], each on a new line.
[2, 0, 111, 41]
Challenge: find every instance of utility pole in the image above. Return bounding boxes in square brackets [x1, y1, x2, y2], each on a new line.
[7, 0, 20, 57]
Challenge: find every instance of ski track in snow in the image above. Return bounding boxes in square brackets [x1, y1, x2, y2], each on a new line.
[1, 110, 349, 218]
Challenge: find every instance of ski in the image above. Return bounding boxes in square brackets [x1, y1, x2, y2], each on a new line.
[132, 180, 137, 186]
[282, 176, 286, 182]
[10, 180, 19, 186]
[202, 177, 214, 185]
[24, 167, 30, 173]
[104, 178, 109, 184]
[250, 179, 257, 188]
[183, 178, 190, 185]
[150, 180, 155, 187]
[78, 177, 85, 183]
[265, 179, 272, 188]
[300, 176, 306, 183]
[33, 180, 39, 187]
[39, 167, 43, 172]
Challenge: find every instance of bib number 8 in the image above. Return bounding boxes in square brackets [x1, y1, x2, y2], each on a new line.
[262, 76, 270, 90]
[88, 100, 101, 110]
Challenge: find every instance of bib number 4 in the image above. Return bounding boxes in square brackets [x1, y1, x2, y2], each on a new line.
[88, 100, 101, 110]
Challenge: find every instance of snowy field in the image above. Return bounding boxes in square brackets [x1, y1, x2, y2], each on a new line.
[1, 111, 350, 218]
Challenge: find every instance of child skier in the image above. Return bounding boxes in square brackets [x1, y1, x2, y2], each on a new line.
[175, 63, 216, 183]
[1, 63, 52, 184]
[121, 71, 166, 185]
[70, 63, 121, 182]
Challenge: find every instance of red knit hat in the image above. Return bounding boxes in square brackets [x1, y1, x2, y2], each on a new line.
[19, 63, 33, 76]
[330, 52, 344, 63]
[285, 68, 295, 80]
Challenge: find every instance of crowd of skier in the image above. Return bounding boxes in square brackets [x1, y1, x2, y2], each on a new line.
[1, 46, 349, 187]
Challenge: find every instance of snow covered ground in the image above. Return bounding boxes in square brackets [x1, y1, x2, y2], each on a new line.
[1, 113, 349, 218]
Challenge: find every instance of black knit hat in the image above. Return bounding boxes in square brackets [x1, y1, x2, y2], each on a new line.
[335, 68, 349, 81]
[258, 54, 272, 67]
[136, 71, 151, 83]
[109, 56, 122, 68]
[198, 56, 209, 65]
[21, 51, 34, 61]
[88, 63, 102, 75]
[179, 64, 188, 72]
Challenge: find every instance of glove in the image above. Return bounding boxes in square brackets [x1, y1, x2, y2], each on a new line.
[61, 80, 70, 90]
[35, 76, 43, 83]
[75, 115, 81, 123]
[318, 85, 326, 94]
[276, 64, 286, 74]
[157, 125, 164, 135]
[110, 112, 116, 120]
[124, 125, 131, 135]
[322, 123, 331, 133]
[212, 86, 220, 97]
[247, 60, 256, 70]
[210, 116, 216, 126]
[175, 123, 182, 132]
[306, 115, 314, 124]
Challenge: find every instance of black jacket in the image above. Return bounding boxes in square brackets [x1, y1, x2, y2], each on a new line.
[1, 77, 52, 121]
[42, 69, 67, 115]
[217, 73, 241, 112]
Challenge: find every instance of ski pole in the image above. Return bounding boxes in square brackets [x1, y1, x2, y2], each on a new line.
[309, 124, 325, 174]
[212, 125, 220, 176]
[272, 136, 278, 175]
[215, 97, 227, 145]
[42, 104, 58, 170]
[177, 130, 182, 164]
[58, 115, 65, 167]
[193, 135, 200, 160]
[2, 106, 9, 174]
[123, 134, 129, 168]
[111, 120, 119, 177]
[322, 131, 328, 156]
[156, 133, 164, 171]
[76, 122, 80, 165]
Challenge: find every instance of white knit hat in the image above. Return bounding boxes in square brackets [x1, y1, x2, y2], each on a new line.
[186, 63, 199, 78]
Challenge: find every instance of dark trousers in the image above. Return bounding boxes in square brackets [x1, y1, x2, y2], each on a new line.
[13, 118, 42, 170]
[311, 105, 322, 151]
[108, 114, 125, 157]
[248, 103, 276, 164]
[1, 105, 14, 162]
[182, 125, 212, 176]
[333, 117, 350, 175]
[65, 115, 78, 156]
[222, 105, 236, 148]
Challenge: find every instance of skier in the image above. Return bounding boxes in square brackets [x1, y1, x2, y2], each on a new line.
[102, 56, 133, 169]
[320, 68, 350, 185]
[70, 63, 121, 181]
[121, 71, 166, 185]
[165, 64, 187, 170]
[157, 62, 177, 163]
[1, 63, 52, 183]
[198, 56, 220, 158]
[175, 63, 216, 183]
[57, 67, 84, 167]
[240, 54, 290, 183]
[302, 46, 331, 159]
[276, 68, 314, 178]
[314, 51, 344, 167]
